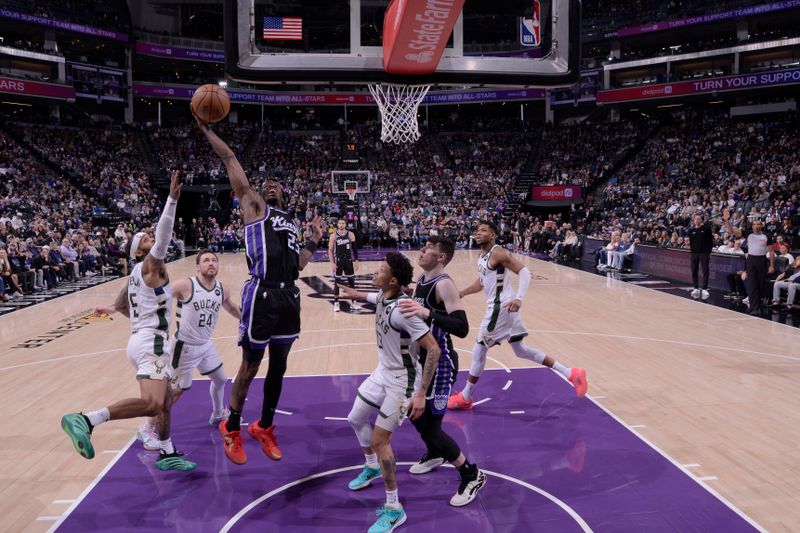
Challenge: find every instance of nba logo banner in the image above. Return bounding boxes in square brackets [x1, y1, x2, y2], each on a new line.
[520, 1, 541, 47]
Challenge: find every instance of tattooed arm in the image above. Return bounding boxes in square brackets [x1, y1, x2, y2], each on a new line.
[408, 332, 441, 420]
[95, 284, 130, 318]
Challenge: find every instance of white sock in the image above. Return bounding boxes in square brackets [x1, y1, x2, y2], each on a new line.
[365, 452, 379, 469]
[85, 408, 110, 427]
[553, 362, 570, 377]
[160, 438, 175, 455]
[462, 381, 476, 401]
[385, 489, 400, 509]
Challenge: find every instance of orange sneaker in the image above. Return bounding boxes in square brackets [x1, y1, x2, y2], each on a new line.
[447, 391, 474, 410]
[219, 420, 247, 465]
[248, 422, 283, 461]
[568, 368, 588, 398]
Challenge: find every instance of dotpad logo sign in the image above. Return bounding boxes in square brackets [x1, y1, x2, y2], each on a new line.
[664, 85, 673, 94]
[563, 188, 573, 198]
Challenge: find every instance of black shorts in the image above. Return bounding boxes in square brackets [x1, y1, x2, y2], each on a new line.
[238, 278, 300, 352]
[335, 258, 355, 277]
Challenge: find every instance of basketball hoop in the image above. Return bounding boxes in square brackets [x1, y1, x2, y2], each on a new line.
[344, 183, 358, 202]
[368, 83, 430, 144]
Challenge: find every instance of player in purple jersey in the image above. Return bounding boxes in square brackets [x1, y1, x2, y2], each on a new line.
[196, 114, 324, 465]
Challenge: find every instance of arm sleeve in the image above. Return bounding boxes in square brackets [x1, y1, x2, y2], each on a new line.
[366, 292, 378, 305]
[515, 267, 532, 301]
[150, 197, 177, 260]
[429, 309, 469, 338]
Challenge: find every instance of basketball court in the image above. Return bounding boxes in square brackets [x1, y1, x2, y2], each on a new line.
[1, 251, 798, 532]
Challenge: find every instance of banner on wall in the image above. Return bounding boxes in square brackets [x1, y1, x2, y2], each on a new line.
[0, 76, 76, 101]
[0, 9, 128, 42]
[135, 42, 225, 63]
[527, 185, 583, 206]
[597, 68, 800, 104]
[132, 84, 545, 105]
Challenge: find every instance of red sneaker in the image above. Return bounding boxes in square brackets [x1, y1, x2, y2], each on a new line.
[219, 420, 247, 465]
[248, 422, 283, 461]
[447, 391, 474, 410]
[568, 368, 588, 398]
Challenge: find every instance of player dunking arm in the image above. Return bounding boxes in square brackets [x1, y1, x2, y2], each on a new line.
[329, 218, 360, 312]
[337, 253, 448, 532]
[60, 171, 196, 471]
[449, 221, 588, 410]
[196, 114, 324, 465]
[136, 249, 241, 451]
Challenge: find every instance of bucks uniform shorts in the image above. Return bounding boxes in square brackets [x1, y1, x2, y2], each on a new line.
[127, 330, 173, 381]
[170, 339, 223, 390]
[238, 277, 301, 352]
[477, 302, 529, 347]
[357, 366, 421, 433]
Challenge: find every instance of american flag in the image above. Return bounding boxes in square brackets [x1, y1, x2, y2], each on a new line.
[263, 16, 303, 41]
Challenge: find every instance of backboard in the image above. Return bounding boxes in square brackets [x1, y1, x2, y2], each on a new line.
[223, 0, 581, 88]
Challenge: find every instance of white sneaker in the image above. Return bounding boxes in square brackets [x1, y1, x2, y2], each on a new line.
[136, 423, 160, 451]
[209, 408, 230, 426]
[409, 453, 444, 475]
[350, 302, 361, 312]
[701, 289, 710, 300]
[691, 288, 701, 299]
[742, 297, 749, 306]
[450, 469, 487, 507]
[333, 301, 340, 312]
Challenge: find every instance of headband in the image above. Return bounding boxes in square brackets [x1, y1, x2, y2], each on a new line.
[129, 232, 145, 261]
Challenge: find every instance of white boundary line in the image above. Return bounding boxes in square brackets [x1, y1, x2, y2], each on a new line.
[47, 436, 137, 533]
[472, 397, 492, 406]
[324, 416, 348, 421]
[587, 397, 766, 531]
[219, 463, 593, 533]
[275, 409, 293, 416]
[510, 410, 525, 414]
[502, 379, 513, 390]
[682, 463, 701, 468]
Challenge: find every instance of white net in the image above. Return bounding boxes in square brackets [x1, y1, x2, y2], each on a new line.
[368, 83, 431, 144]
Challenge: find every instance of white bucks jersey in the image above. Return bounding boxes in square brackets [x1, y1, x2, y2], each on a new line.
[478, 244, 515, 306]
[375, 292, 430, 373]
[128, 262, 172, 334]
[176, 277, 223, 345]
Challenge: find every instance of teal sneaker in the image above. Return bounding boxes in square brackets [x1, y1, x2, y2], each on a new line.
[156, 452, 197, 471]
[348, 465, 382, 491]
[61, 413, 94, 459]
[368, 506, 406, 533]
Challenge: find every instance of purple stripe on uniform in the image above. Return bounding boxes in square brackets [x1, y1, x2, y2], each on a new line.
[245, 225, 257, 278]
[238, 278, 256, 346]
[254, 221, 266, 279]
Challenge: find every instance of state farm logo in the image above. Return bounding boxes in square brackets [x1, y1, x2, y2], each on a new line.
[405, 51, 434, 64]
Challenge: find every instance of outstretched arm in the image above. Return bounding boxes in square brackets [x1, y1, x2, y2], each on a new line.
[95, 284, 130, 318]
[195, 114, 261, 217]
[723, 208, 743, 238]
[299, 215, 324, 270]
[142, 170, 181, 288]
[459, 277, 482, 299]
[222, 287, 241, 320]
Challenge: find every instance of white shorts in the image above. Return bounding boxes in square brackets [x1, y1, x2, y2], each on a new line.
[127, 330, 173, 381]
[357, 366, 420, 433]
[477, 304, 529, 347]
[171, 338, 223, 390]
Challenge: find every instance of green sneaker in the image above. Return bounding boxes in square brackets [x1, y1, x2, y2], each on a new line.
[156, 452, 197, 471]
[348, 465, 382, 490]
[368, 506, 406, 533]
[60, 413, 94, 459]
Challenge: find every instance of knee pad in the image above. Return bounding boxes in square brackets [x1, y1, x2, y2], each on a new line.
[347, 397, 375, 448]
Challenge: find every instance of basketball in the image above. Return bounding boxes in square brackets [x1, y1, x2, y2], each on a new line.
[190, 84, 230, 124]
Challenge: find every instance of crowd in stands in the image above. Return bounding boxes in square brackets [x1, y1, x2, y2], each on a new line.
[9, 124, 158, 226]
[0, 129, 133, 301]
